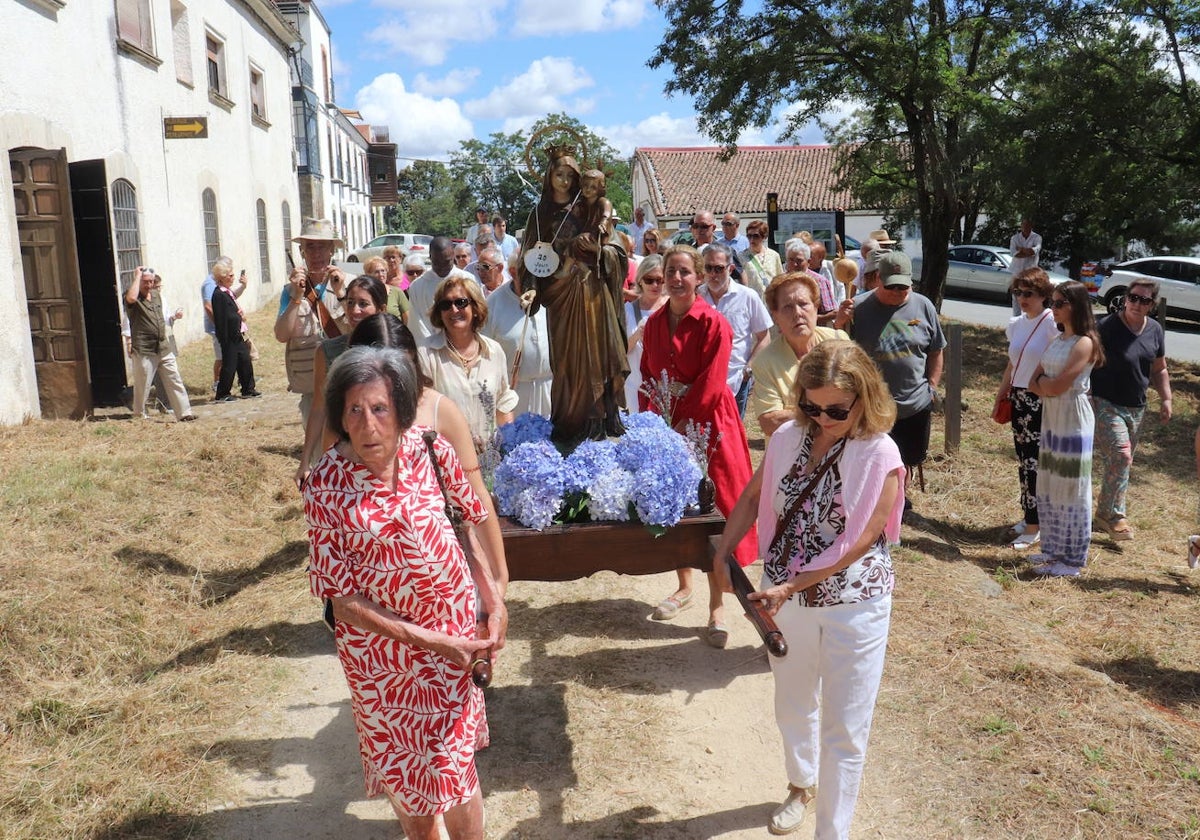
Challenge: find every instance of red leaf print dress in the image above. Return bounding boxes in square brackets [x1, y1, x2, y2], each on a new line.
[304, 427, 489, 816]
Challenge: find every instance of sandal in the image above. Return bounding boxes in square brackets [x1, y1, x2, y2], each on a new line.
[1101, 517, 1134, 541]
[705, 621, 730, 649]
[651, 591, 693, 621]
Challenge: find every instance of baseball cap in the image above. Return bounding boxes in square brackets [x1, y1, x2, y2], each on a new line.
[877, 252, 913, 287]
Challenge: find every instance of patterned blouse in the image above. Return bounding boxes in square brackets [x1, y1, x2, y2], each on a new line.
[763, 427, 895, 607]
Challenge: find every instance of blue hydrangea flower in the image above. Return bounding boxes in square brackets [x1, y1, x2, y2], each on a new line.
[498, 412, 553, 454]
[493, 440, 564, 529]
[586, 468, 634, 522]
[562, 439, 617, 494]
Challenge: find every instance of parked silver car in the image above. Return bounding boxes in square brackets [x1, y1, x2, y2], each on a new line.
[1099, 256, 1200, 319]
[347, 233, 433, 265]
[912, 244, 1070, 300]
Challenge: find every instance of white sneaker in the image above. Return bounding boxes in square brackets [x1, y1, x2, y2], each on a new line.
[769, 785, 814, 835]
[1010, 531, 1040, 549]
[1187, 535, 1200, 570]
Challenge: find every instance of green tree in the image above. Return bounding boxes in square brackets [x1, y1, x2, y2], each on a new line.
[977, 9, 1200, 273]
[449, 132, 537, 231]
[388, 159, 472, 238]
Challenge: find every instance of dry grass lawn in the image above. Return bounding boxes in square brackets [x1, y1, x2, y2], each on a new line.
[1, 304, 1198, 839]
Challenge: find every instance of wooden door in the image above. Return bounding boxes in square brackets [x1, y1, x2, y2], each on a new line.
[11, 147, 91, 418]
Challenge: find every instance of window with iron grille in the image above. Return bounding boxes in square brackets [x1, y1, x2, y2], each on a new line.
[282, 201, 293, 271]
[256, 199, 271, 284]
[111, 179, 142, 294]
[202, 188, 220, 266]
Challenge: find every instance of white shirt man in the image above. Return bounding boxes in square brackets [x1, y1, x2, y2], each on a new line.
[491, 215, 519, 261]
[696, 243, 771, 416]
[628, 208, 652, 256]
[1009, 219, 1042, 313]
[465, 207, 488, 255]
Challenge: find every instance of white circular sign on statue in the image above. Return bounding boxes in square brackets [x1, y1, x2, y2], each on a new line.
[524, 242, 560, 278]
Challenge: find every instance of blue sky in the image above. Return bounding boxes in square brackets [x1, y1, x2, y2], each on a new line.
[316, 0, 830, 164]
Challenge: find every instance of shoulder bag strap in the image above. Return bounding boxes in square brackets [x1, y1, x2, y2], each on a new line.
[1011, 310, 1050, 386]
[305, 283, 342, 338]
[766, 437, 847, 569]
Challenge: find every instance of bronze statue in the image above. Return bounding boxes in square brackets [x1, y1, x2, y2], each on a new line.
[520, 137, 628, 445]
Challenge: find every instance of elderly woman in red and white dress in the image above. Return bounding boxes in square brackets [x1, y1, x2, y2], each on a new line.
[304, 346, 506, 840]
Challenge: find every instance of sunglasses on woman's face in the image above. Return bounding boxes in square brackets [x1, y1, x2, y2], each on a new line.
[436, 297, 471, 312]
[1012, 289, 1037, 299]
[797, 395, 858, 421]
[1050, 298, 1070, 309]
[1125, 292, 1155, 306]
[406, 269, 423, 277]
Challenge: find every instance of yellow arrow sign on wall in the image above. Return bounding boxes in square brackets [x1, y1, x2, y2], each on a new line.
[163, 117, 209, 139]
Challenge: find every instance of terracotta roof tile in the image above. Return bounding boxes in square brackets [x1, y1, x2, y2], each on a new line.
[634, 145, 870, 217]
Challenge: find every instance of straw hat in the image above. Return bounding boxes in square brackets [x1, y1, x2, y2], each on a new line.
[292, 218, 345, 248]
[868, 228, 896, 246]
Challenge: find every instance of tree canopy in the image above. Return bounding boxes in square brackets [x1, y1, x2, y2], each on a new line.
[651, 0, 1200, 305]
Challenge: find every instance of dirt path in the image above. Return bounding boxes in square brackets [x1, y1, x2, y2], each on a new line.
[199, 566, 916, 839]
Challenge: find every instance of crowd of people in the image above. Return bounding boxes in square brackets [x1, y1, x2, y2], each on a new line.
[125, 200, 1186, 839]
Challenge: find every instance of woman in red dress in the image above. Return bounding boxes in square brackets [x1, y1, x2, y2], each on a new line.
[640, 244, 756, 648]
[304, 346, 506, 840]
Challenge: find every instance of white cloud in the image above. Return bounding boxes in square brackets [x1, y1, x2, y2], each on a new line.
[354, 73, 475, 161]
[365, 0, 506, 66]
[512, 0, 647, 35]
[464, 57, 594, 121]
[592, 113, 707, 156]
[411, 68, 481, 97]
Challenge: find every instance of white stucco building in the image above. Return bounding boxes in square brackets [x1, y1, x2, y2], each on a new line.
[0, 0, 300, 423]
[273, 1, 372, 254]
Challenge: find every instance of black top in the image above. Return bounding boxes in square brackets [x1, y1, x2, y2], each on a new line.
[1089, 313, 1164, 408]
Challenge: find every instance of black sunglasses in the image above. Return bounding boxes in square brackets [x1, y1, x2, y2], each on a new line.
[1050, 298, 1070, 309]
[1125, 292, 1155, 306]
[690, 222, 714, 229]
[1012, 289, 1037, 299]
[798, 395, 858, 421]
[477, 262, 500, 272]
[437, 297, 472, 312]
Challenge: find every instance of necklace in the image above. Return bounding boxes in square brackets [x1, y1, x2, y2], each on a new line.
[447, 337, 480, 368]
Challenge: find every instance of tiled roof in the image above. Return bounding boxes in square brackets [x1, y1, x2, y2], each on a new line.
[634, 145, 872, 217]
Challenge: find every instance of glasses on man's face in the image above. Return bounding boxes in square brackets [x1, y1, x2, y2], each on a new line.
[436, 297, 472, 312]
[1050, 298, 1070, 309]
[1126, 292, 1155, 306]
[691, 222, 713, 230]
[477, 263, 500, 272]
[704, 263, 728, 273]
[721, 221, 736, 227]
[797, 395, 859, 422]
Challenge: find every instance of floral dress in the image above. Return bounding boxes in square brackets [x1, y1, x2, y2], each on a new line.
[304, 427, 489, 815]
[763, 427, 895, 607]
[1036, 335, 1095, 568]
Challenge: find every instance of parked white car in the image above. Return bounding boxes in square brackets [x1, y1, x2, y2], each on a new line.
[1099, 256, 1200, 319]
[347, 233, 433, 265]
[912, 244, 1071, 300]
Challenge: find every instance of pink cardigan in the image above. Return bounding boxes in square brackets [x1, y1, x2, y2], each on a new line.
[757, 421, 906, 576]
